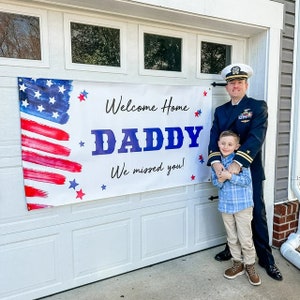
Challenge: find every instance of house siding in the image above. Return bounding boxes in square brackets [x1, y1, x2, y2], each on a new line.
[271, 0, 299, 247]
[274, 0, 294, 203]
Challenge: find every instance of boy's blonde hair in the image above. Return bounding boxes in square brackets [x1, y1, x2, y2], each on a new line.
[219, 130, 240, 143]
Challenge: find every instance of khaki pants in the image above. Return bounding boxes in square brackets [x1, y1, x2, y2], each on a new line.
[222, 207, 256, 265]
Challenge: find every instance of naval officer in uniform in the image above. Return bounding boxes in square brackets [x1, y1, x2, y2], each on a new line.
[207, 63, 283, 281]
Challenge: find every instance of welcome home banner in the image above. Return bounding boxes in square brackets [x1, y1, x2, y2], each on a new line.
[18, 78, 212, 210]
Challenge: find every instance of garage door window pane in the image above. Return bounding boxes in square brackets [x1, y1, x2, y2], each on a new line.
[201, 41, 231, 74]
[71, 22, 120, 67]
[144, 33, 182, 72]
[0, 12, 41, 60]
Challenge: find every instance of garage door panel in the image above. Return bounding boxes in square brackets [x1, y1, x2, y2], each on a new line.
[141, 207, 187, 259]
[194, 201, 226, 246]
[0, 234, 61, 298]
[72, 219, 132, 278]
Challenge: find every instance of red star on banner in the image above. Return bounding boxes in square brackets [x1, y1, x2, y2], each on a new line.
[78, 93, 86, 102]
[76, 188, 85, 200]
[194, 109, 202, 117]
[191, 175, 196, 180]
[198, 154, 204, 164]
[203, 90, 208, 96]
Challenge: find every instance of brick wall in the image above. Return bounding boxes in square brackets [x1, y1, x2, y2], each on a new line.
[272, 201, 299, 248]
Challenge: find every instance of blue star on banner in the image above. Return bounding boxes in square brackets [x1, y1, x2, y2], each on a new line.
[69, 179, 79, 190]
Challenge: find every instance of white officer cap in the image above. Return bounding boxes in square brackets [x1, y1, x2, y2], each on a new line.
[221, 63, 253, 81]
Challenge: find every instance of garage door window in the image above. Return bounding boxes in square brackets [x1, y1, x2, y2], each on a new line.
[139, 26, 187, 77]
[197, 34, 248, 79]
[0, 11, 41, 60]
[201, 41, 231, 74]
[144, 33, 182, 72]
[64, 14, 126, 73]
[70, 22, 120, 67]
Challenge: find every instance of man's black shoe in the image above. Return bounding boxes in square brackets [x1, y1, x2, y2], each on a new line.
[259, 262, 283, 281]
[214, 246, 232, 261]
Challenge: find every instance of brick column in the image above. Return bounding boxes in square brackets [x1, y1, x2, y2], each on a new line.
[272, 201, 299, 248]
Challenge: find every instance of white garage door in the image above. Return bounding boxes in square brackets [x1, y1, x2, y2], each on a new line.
[0, 3, 247, 299]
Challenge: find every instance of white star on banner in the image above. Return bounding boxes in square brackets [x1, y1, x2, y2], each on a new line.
[58, 85, 66, 94]
[34, 90, 41, 99]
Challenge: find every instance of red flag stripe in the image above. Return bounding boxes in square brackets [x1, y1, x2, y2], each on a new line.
[21, 118, 69, 141]
[22, 150, 82, 173]
[23, 168, 66, 185]
[22, 134, 71, 156]
[25, 185, 48, 198]
[27, 203, 53, 210]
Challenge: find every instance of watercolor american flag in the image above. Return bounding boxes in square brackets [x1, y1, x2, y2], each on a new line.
[19, 77, 83, 210]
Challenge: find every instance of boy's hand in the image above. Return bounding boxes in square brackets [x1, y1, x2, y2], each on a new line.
[218, 170, 232, 182]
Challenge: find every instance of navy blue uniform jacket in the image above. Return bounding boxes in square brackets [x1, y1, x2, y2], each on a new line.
[207, 95, 268, 181]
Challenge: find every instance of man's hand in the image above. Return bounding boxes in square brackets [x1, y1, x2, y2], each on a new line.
[212, 162, 224, 178]
[228, 161, 241, 174]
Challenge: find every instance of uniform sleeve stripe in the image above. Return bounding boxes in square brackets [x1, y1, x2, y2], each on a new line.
[208, 152, 221, 159]
[236, 151, 253, 163]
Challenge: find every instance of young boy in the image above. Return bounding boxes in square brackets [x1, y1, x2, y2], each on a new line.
[211, 130, 261, 286]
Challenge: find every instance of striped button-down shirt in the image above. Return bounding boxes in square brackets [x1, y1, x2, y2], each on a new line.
[211, 153, 253, 214]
